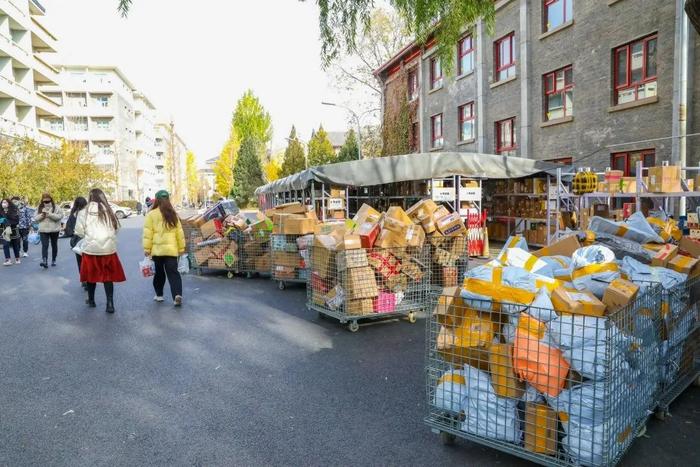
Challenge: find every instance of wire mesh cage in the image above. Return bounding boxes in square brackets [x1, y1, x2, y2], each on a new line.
[187, 230, 239, 278]
[426, 234, 470, 292]
[425, 282, 663, 467]
[657, 275, 700, 415]
[237, 228, 272, 277]
[307, 244, 431, 332]
[271, 234, 313, 289]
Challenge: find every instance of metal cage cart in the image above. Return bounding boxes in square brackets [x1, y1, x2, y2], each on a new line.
[271, 233, 313, 290]
[425, 284, 663, 466]
[656, 275, 700, 419]
[427, 235, 470, 293]
[308, 244, 431, 332]
[187, 230, 239, 278]
[237, 229, 272, 278]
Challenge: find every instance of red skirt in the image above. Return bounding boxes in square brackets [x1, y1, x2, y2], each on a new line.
[80, 253, 126, 283]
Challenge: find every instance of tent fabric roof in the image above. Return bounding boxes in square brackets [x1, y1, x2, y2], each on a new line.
[255, 152, 563, 195]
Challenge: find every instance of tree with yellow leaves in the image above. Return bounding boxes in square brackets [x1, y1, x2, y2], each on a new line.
[185, 150, 200, 203]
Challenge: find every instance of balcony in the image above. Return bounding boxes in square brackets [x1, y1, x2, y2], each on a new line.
[0, 31, 32, 68]
[35, 90, 61, 117]
[93, 152, 116, 166]
[90, 129, 116, 141]
[0, 73, 32, 103]
[30, 16, 57, 53]
[0, 0, 28, 22]
[33, 54, 59, 84]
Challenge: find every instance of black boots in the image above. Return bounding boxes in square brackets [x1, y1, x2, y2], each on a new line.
[104, 282, 115, 314]
[105, 300, 115, 314]
[40, 258, 48, 269]
[86, 283, 96, 308]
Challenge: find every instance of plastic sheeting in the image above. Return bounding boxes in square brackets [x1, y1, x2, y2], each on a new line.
[620, 256, 687, 290]
[588, 212, 664, 244]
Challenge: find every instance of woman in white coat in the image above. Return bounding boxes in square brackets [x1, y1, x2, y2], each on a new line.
[75, 189, 126, 313]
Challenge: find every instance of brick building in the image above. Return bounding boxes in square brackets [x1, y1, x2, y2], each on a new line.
[375, 0, 699, 178]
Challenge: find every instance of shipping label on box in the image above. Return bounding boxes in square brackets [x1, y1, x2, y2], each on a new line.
[436, 212, 467, 236]
[650, 243, 678, 267]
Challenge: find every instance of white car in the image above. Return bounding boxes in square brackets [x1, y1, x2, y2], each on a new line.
[110, 203, 133, 219]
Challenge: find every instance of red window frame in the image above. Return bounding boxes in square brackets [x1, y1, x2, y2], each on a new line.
[610, 150, 656, 177]
[544, 0, 572, 31]
[429, 57, 443, 89]
[407, 68, 418, 101]
[494, 32, 515, 81]
[410, 121, 419, 152]
[431, 113, 443, 148]
[458, 35, 475, 75]
[543, 65, 573, 120]
[613, 34, 657, 104]
[495, 117, 517, 154]
[458, 102, 475, 142]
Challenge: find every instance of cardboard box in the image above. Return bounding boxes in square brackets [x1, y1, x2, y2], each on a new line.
[368, 250, 401, 280]
[532, 235, 581, 258]
[679, 237, 700, 257]
[524, 403, 558, 455]
[441, 266, 458, 287]
[434, 248, 459, 267]
[650, 243, 678, 267]
[691, 229, 700, 239]
[344, 266, 379, 299]
[312, 235, 336, 278]
[385, 206, 413, 228]
[272, 214, 316, 235]
[352, 203, 381, 225]
[254, 253, 271, 272]
[330, 210, 345, 220]
[602, 278, 639, 313]
[593, 203, 610, 219]
[374, 228, 406, 249]
[356, 221, 380, 248]
[193, 246, 212, 266]
[314, 221, 346, 236]
[273, 251, 302, 268]
[436, 212, 467, 236]
[346, 298, 373, 316]
[433, 287, 463, 327]
[200, 219, 219, 238]
[667, 254, 700, 277]
[264, 202, 307, 217]
[405, 223, 426, 247]
[251, 218, 273, 233]
[273, 265, 296, 279]
[648, 165, 681, 192]
[436, 314, 494, 371]
[489, 343, 525, 399]
[406, 199, 438, 222]
[420, 216, 437, 234]
[337, 249, 369, 271]
[333, 233, 362, 250]
[551, 287, 607, 317]
[432, 205, 450, 223]
[208, 257, 227, 269]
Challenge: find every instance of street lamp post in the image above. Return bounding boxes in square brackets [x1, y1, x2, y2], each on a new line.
[321, 101, 376, 160]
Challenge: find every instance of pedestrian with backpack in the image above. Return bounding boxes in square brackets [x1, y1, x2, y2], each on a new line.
[142, 190, 185, 307]
[75, 189, 126, 314]
[63, 196, 88, 289]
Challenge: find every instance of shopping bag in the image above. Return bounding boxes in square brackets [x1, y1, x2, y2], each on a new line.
[140, 256, 155, 278]
[71, 239, 86, 256]
[28, 232, 40, 245]
[177, 254, 190, 274]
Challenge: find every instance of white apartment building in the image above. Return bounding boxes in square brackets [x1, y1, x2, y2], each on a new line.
[0, 0, 62, 146]
[155, 120, 188, 204]
[134, 91, 160, 201]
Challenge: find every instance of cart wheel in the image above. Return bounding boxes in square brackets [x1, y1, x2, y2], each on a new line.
[348, 321, 359, 333]
[407, 312, 417, 323]
[227, 271, 234, 279]
[440, 432, 456, 446]
[654, 409, 667, 421]
[278, 281, 286, 290]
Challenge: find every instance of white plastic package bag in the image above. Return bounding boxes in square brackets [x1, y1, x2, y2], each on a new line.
[495, 235, 528, 263]
[588, 212, 664, 244]
[433, 369, 467, 413]
[620, 256, 687, 290]
[570, 245, 621, 298]
[177, 254, 190, 274]
[139, 256, 155, 278]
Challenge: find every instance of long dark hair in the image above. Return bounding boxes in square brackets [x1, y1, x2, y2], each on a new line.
[0, 198, 17, 218]
[70, 196, 88, 218]
[152, 196, 178, 229]
[37, 192, 55, 213]
[88, 188, 119, 231]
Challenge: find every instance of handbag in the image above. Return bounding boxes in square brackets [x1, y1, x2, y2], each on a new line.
[72, 238, 86, 256]
[177, 254, 190, 274]
[28, 232, 40, 245]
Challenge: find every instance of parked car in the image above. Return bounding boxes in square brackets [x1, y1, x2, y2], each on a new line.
[110, 202, 133, 219]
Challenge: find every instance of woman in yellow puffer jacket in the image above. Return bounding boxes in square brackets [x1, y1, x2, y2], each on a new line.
[142, 190, 186, 307]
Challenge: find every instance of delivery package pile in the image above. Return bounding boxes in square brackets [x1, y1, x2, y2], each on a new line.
[181, 201, 242, 271]
[430, 210, 699, 465]
[309, 199, 470, 318]
[266, 202, 318, 282]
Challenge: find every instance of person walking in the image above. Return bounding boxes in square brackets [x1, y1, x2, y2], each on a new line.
[0, 198, 21, 265]
[12, 197, 32, 257]
[34, 193, 63, 268]
[63, 196, 88, 289]
[75, 189, 125, 313]
[143, 190, 185, 307]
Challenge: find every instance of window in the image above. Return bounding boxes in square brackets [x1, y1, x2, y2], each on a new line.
[67, 117, 88, 132]
[614, 35, 657, 104]
[458, 35, 475, 75]
[429, 57, 443, 90]
[67, 93, 87, 108]
[611, 150, 655, 177]
[431, 114, 443, 148]
[544, 65, 573, 120]
[544, 0, 572, 32]
[494, 33, 516, 82]
[46, 118, 63, 132]
[495, 117, 517, 155]
[94, 143, 114, 155]
[410, 121, 420, 152]
[407, 68, 419, 101]
[94, 118, 111, 130]
[458, 102, 475, 141]
[95, 95, 110, 108]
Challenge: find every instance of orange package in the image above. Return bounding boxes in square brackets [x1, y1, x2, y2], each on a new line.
[513, 313, 570, 397]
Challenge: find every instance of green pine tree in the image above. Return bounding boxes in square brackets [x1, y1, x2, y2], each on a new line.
[307, 125, 336, 166]
[336, 129, 359, 162]
[233, 137, 265, 208]
[280, 126, 306, 177]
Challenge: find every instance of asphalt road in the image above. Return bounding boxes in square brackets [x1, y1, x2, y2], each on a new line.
[0, 217, 697, 466]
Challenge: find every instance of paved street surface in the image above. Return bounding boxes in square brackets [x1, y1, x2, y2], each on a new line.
[1, 217, 698, 466]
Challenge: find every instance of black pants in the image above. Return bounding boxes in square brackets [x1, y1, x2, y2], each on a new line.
[2, 237, 20, 260]
[153, 256, 182, 299]
[19, 228, 29, 253]
[40, 232, 59, 262]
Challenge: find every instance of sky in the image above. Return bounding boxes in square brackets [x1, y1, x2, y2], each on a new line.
[40, 0, 363, 166]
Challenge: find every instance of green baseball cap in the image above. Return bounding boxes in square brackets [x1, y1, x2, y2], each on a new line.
[155, 190, 170, 199]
